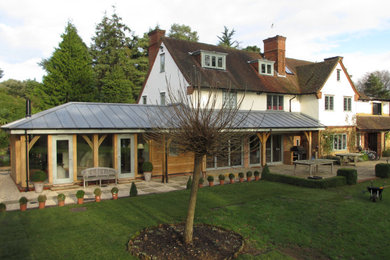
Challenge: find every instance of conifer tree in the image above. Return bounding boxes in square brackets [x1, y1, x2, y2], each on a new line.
[363, 73, 390, 99]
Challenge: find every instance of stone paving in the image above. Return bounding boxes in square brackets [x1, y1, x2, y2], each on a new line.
[0, 159, 385, 211]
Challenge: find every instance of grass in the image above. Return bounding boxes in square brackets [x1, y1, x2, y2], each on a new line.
[0, 179, 389, 259]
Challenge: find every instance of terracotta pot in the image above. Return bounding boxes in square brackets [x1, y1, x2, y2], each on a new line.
[77, 198, 84, 204]
[209, 181, 214, 187]
[247, 177, 252, 182]
[239, 178, 244, 183]
[95, 196, 101, 202]
[20, 204, 27, 211]
[58, 200, 65, 207]
[112, 193, 118, 200]
[219, 180, 224, 185]
[229, 179, 234, 184]
[255, 176, 260, 181]
[198, 184, 203, 188]
[38, 201, 45, 209]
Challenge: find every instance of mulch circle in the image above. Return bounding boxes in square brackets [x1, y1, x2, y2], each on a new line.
[128, 223, 244, 259]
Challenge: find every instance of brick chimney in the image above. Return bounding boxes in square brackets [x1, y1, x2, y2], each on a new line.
[263, 35, 286, 76]
[148, 29, 166, 68]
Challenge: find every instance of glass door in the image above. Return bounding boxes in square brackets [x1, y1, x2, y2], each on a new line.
[52, 135, 73, 184]
[117, 134, 135, 178]
[266, 135, 283, 164]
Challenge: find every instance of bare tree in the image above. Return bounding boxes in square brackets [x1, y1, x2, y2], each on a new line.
[148, 75, 248, 244]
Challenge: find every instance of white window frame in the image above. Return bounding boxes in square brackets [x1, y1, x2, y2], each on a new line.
[337, 69, 341, 81]
[160, 53, 165, 73]
[259, 60, 274, 76]
[325, 95, 334, 111]
[142, 96, 147, 105]
[267, 94, 284, 110]
[201, 51, 227, 70]
[343, 96, 352, 111]
[333, 133, 347, 151]
[222, 90, 237, 109]
[160, 92, 166, 105]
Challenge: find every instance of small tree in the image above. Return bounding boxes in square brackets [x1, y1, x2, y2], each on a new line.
[168, 23, 199, 42]
[217, 26, 239, 48]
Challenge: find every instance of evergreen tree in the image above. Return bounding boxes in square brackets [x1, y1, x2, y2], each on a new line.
[0, 68, 3, 79]
[363, 73, 390, 98]
[91, 11, 143, 103]
[217, 26, 239, 48]
[39, 22, 96, 109]
[242, 45, 261, 53]
[168, 24, 199, 42]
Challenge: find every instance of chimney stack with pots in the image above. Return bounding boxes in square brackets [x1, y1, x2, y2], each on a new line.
[148, 29, 166, 69]
[263, 35, 286, 76]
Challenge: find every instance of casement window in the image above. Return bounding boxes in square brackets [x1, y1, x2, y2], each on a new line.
[206, 139, 243, 169]
[267, 95, 284, 110]
[222, 90, 237, 109]
[343, 96, 352, 111]
[337, 69, 341, 81]
[169, 141, 179, 156]
[142, 96, 147, 105]
[201, 51, 226, 70]
[160, 53, 165, 72]
[325, 95, 334, 111]
[259, 60, 274, 76]
[160, 92, 166, 105]
[333, 134, 347, 150]
[373, 103, 382, 115]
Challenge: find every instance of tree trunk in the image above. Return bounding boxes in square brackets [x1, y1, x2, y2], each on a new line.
[184, 154, 203, 244]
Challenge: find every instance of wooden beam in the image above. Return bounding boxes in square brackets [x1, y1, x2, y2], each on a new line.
[82, 135, 93, 149]
[257, 132, 271, 167]
[20, 135, 27, 188]
[98, 134, 107, 147]
[28, 135, 40, 152]
[47, 135, 53, 185]
[304, 131, 312, 160]
[73, 134, 77, 182]
[93, 134, 99, 167]
[134, 134, 138, 176]
[113, 134, 118, 170]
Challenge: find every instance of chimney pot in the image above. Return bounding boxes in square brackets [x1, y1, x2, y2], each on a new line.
[263, 35, 286, 76]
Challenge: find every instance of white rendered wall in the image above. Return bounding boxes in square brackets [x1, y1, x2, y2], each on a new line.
[139, 43, 189, 105]
[318, 63, 357, 126]
[300, 94, 319, 120]
[356, 100, 390, 115]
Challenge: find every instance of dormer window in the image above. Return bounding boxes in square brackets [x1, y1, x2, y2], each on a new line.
[259, 60, 274, 76]
[201, 51, 227, 70]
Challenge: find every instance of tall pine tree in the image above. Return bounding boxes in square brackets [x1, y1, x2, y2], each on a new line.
[363, 73, 390, 99]
[39, 22, 96, 109]
[90, 11, 144, 103]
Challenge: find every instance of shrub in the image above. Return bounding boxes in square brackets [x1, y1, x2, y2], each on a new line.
[186, 176, 192, 189]
[262, 165, 270, 176]
[76, 190, 85, 198]
[218, 174, 225, 181]
[228, 173, 235, 180]
[383, 149, 390, 157]
[57, 193, 66, 201]
[94, 188, 102, 196]
[246, 171, 253, 178]
[19, 197, 28, 205]
[38, 195, 47, 202]
[207, 175, 214, 182]
[238, 172, 244, 178]
[199, 177, 204, 184]
[0, 203, 6, 212]
[142, 161, 153, 172]
[111, 187, 119, 194]
[30, 170, 47, 182]
[375, 163, 390, 178]
[262, 172, 346, 189]
[130, 182, 138, 197]
[254, 171, 260, 177]
[336, 168, 357, 185]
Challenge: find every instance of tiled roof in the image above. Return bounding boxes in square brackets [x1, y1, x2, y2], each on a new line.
[2, 102, 324, 131]
[162, 37, 339, 95]
[356, 116, 390, 131]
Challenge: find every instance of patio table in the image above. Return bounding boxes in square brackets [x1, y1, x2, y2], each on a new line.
[335, 153, 362, 166]
[293, 159, 336, 176]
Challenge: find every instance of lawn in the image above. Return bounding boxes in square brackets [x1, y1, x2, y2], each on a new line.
[0, 179, 389, 259]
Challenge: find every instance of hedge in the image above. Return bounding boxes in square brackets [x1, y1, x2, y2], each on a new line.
[375, 163, 390, 178]
[262, 171, 346, 189]
[336, 168, 357, 185]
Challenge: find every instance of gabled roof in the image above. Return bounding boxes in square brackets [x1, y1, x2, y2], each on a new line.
[356, 116, 390, 131]
[161, 37, 353, 95]
[2, 102, 324, 131]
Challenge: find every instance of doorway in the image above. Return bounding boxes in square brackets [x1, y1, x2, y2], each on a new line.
[52, 135, 73, 184]
[117, 134, 135, 178]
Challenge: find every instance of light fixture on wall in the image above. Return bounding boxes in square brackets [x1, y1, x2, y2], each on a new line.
[137, 143, 144, 149]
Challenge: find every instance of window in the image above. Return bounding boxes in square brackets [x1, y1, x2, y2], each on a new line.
[373, 103, 382, 115]
[169, 141, 179, 156]
[343, 97, 351, 111]
[160, 92, 166, 105]
[223, 90, 237, 109]
[337, 69, 341, 81]
[325, 95, 334, 111]
[201, 51, 226, 70]
[267, 95, 284, 110]
[206, 139, 243, 169]
[333, 134, 347, 150]
[142, 96, 147, 105]
[160, 53, 165, 72]
[259, 60, 274, 76]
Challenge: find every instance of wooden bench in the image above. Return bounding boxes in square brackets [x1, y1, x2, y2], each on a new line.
[81, 167, 118, 188]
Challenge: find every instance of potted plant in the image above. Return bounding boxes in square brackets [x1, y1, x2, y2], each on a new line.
[76, 190, 85, 204]
[94, 188, 102, 202]
[19, 197, 28, 211]
[142, 161, 153, 182]
[111, 187, 119, 200]
[218, 174, 225, 185]
[198, 177, 204, 188]
[38, 194, 47, 209]
[254, 170, 260, 181]
[228, 173, 235, 184]
[238, 172, 244, 183]
[57, 193, 66, 207]
[207, 175, 214, 187]
[247, 171, 253, 182]
[30, 170, 47, 193]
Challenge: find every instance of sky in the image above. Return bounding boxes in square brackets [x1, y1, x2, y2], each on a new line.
[0, 0, 389, 83]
